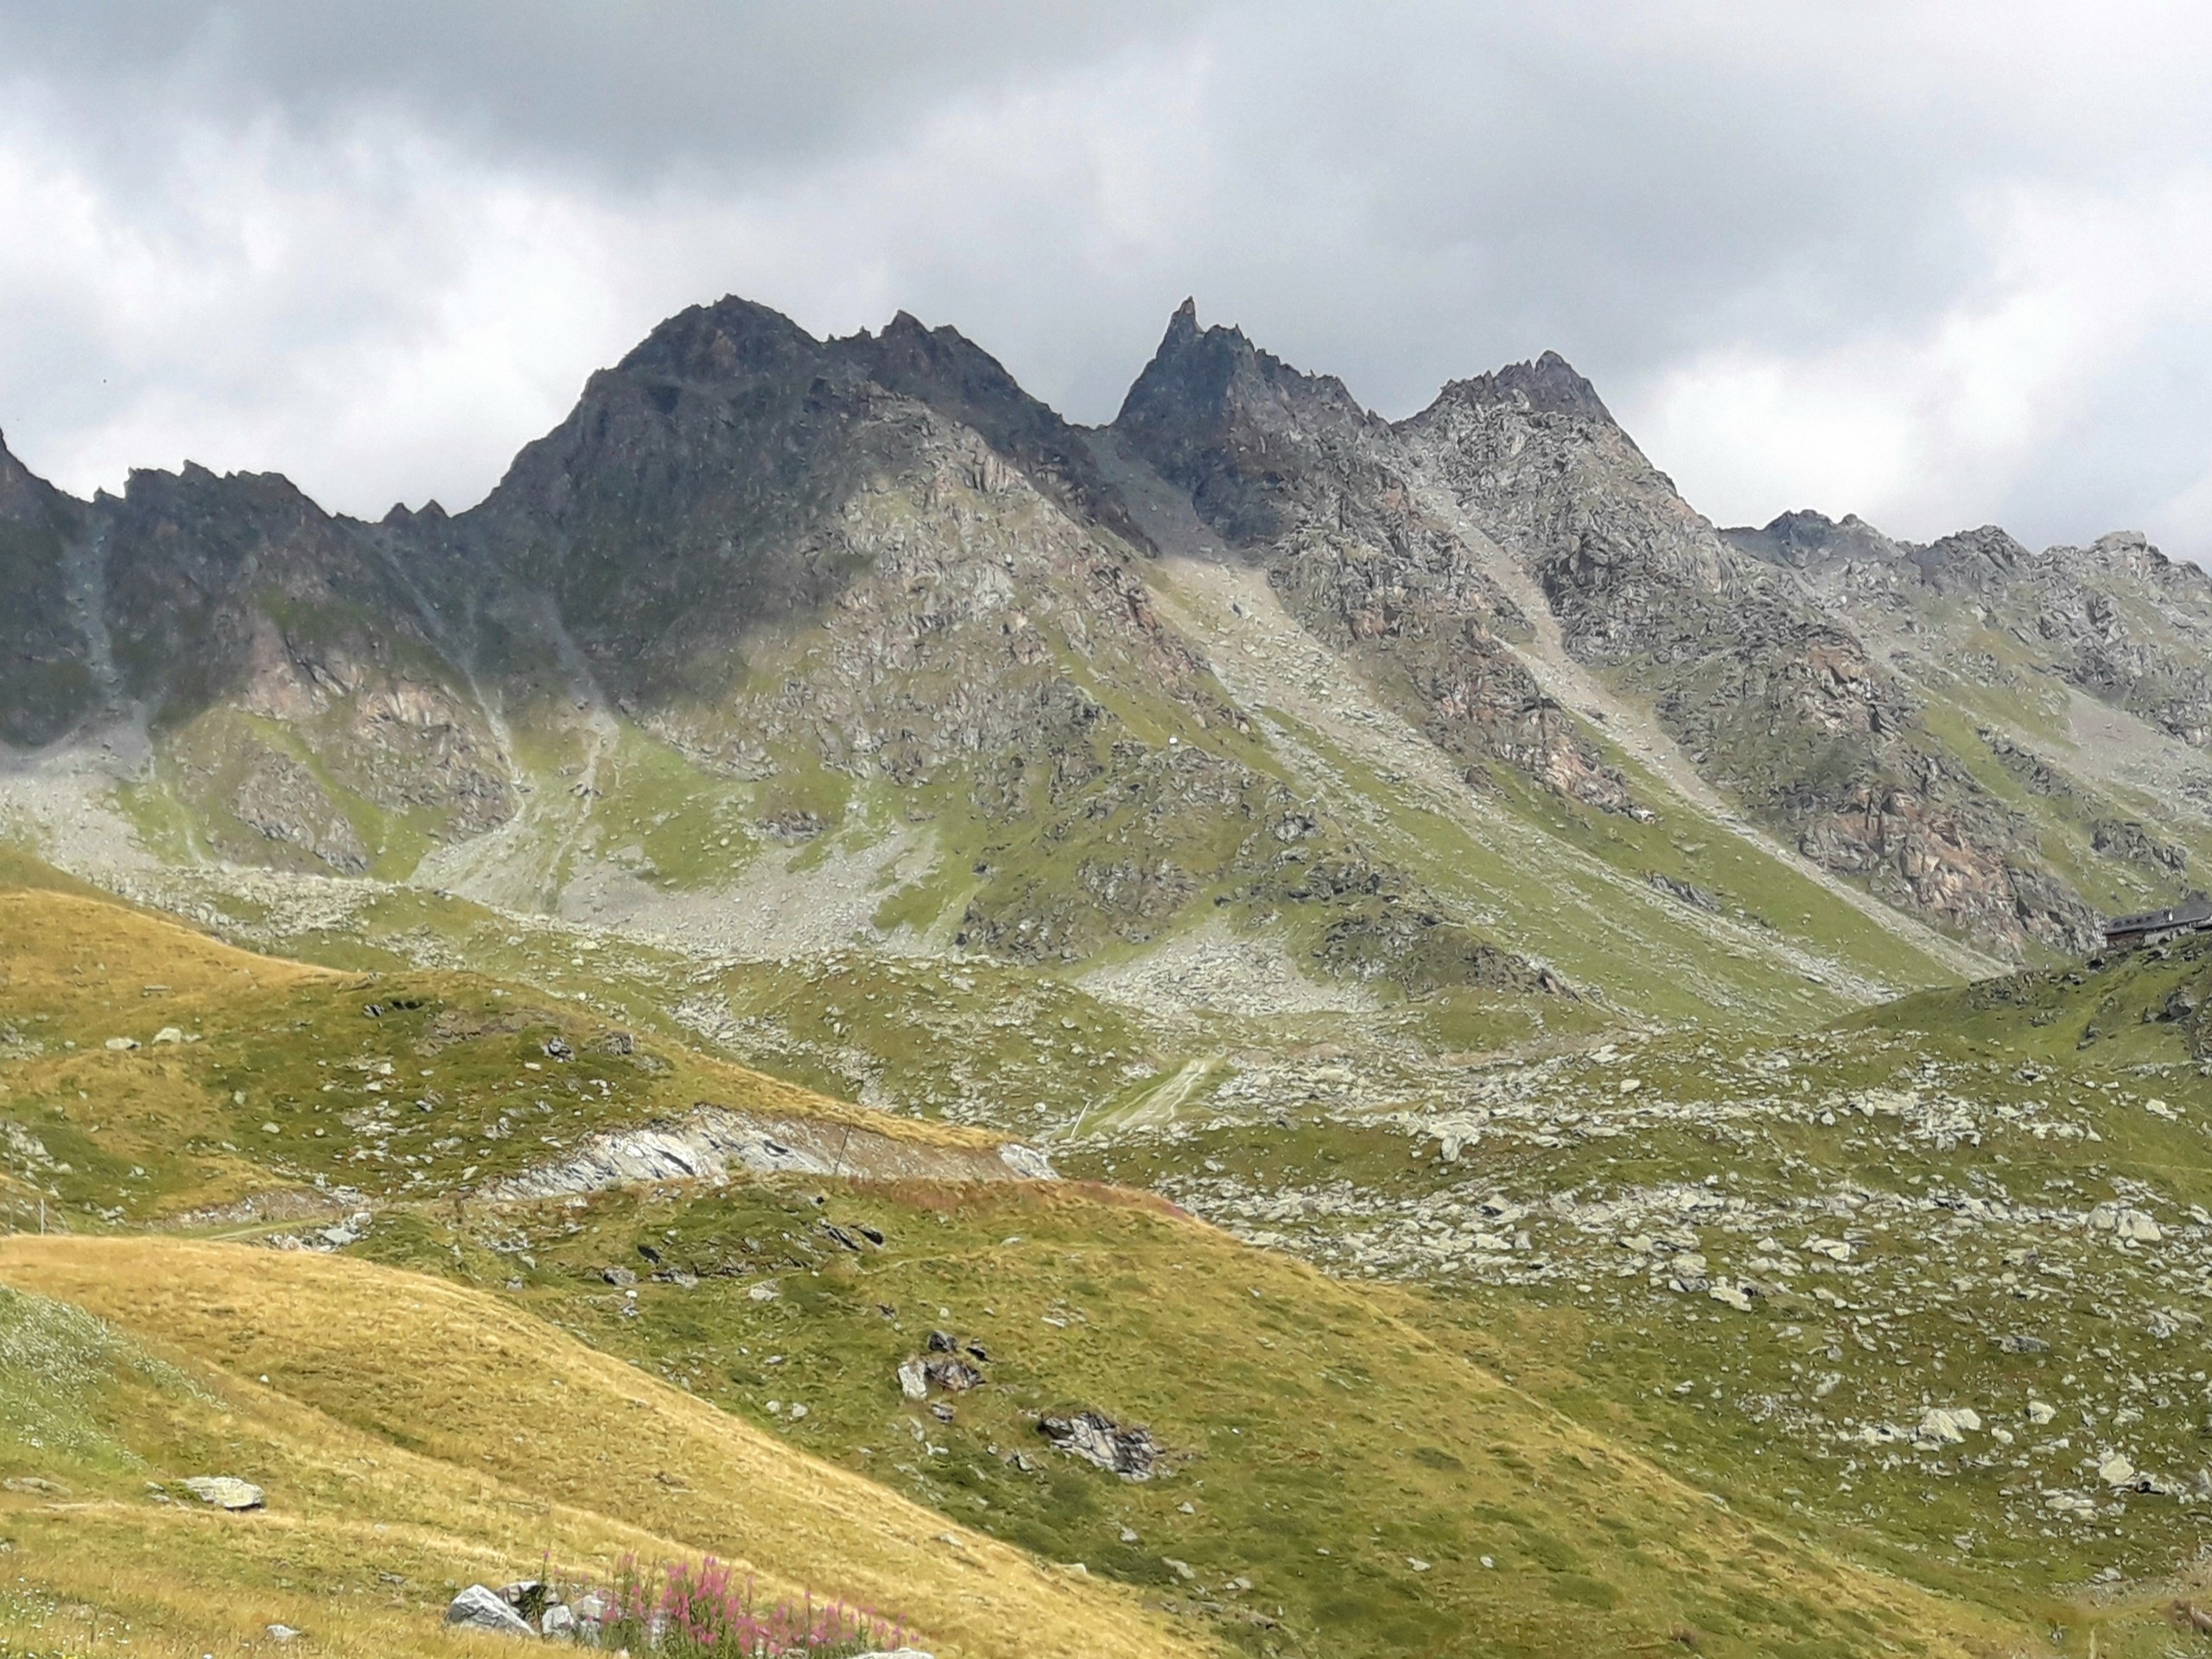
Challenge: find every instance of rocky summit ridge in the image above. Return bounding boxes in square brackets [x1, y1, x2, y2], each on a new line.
[3, 294, 2208, 1006]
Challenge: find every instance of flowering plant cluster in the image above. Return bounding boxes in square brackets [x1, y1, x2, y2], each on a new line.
[582, 1555, 904, 1657]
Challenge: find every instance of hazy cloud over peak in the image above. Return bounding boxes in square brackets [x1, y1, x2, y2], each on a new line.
[3, 1, 2209, 557]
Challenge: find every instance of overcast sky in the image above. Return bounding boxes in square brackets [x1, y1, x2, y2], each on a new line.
[3, 2, 2211, 556]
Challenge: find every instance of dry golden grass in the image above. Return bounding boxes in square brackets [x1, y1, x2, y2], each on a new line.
[0, 1234, 1211, 1659]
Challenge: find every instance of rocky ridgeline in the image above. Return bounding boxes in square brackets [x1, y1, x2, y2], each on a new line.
[6, 288, 2199, 982]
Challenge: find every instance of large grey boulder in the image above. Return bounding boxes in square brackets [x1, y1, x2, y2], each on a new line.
[445, 1585, 535, 1637]
[1039, 1410, 1163, 1479]
[181, 1476, 264, 1510]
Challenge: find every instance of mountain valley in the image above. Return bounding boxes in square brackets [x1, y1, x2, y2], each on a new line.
[7, 294, 2212, 1656]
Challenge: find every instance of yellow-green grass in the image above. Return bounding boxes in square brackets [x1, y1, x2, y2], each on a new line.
[350, 1173, 2040, 1659]
[0, 1236, 1201, 1659]
[0, 881, 996, 1230]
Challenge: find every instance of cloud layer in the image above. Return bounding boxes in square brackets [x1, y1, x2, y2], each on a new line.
[3, 1, 2209, 556]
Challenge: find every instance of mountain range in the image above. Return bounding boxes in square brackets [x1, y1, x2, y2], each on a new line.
[11, 294, 2212, 1656]
[6, 293, 2209, 1023]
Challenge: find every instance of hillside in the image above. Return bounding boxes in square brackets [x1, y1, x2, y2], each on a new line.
[0, 863, 2068, 1657]
[0, 1236, 1197, 1659]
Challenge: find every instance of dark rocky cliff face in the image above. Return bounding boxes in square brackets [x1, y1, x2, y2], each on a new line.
[0, 433, 94, 746]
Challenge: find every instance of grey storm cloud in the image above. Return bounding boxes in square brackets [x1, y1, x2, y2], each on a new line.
[0, 1, 1215, 177]
[2, 1, 2209, 558]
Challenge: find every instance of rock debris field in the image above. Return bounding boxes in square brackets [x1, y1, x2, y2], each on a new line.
[1077, 1028, 2212, 1576]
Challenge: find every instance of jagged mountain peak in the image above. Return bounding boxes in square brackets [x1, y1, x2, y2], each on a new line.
[614, 292, 828, 385]
[1116, 300, 1370, 433]
[2076, 526, 2204, 586]
[843, 307, 1147, 549]
[1425, 349, 1614, 427]
[1719, 507, 1904, 569]
[1110, 301, 1381, 547]
[0, 429, 78, 528]
[1908, 523, 2035, 593]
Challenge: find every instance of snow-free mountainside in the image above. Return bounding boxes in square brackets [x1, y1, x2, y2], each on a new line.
[8, 296, 2212, 1656]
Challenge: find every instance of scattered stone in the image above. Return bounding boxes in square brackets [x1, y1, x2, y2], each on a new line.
[1994, 1333, 2049, 1354]
[446, 1585, 534, 1637]
[1916, 1407, 1981, 1445]
[897, 1357, 929, 1401]
[181, 1476, 264, 1510]
[264, 1625, 299, 1643]
[998, 1142, 1058, 1181]
[2088, 1202, 2162, 1242]
[2098, 1452, 2138, 1487]
[1645, 873, 1719, 912]
[104, 1036, 138, 1051]
[1040, 1410, 1162, 1479]
[1707, 1280, 1756, 1312]
[1, 1477, 68, 1497]
[925, 1357, 984, 1393]
[540, 1605, 577, 1639]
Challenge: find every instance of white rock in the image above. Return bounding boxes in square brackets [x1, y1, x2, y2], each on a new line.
[998, 1142, 1058, 1181]
[181, 1476, 264, 1510]
[1708, 1281, 1754, 1312]
[152, 1027, 184, 1045]
[897, 1357, 928, 1401]
[1916, 1407, 1980, 1444]
[104, 1036, 138, 1052]
[445, 1586, 534, 1637]
[541, 1605, 577, 1639]
[2026, 1400, 2056, 1425]
[2098, 1452, 2138, 1487]
[747, 1281, 779, 1302]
